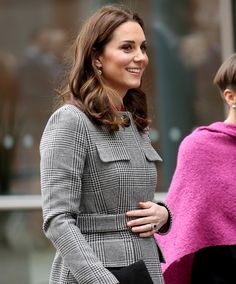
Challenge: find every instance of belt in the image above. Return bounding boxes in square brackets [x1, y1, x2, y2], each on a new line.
[76, 213, 134, 233]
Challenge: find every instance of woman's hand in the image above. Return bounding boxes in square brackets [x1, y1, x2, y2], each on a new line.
[126, 201, 169, 238]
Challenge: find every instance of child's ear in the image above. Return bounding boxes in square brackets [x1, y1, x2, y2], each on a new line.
[223, 88, 236, 106]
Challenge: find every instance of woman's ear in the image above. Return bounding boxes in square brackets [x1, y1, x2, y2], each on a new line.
[94, 58, 103, 75]
[223, 88, 236, 107]
[94, 58, 102, 69]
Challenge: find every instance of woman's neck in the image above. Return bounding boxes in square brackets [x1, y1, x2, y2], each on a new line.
[109, 90, 126, 111]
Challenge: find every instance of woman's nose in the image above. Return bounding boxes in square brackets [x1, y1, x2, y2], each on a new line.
[134, 49, 147, 62]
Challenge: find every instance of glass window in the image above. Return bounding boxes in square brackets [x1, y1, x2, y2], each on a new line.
[148, 0, 223, 189]
[0, 0, 78, 195]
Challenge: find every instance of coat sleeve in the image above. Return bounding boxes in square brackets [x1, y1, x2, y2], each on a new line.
[154, 201, 172, 235]
[40, 105, 119, 284]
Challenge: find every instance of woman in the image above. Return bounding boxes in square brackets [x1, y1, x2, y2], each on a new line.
[40, 5, 171, 284]
[155, 54, 236, 283]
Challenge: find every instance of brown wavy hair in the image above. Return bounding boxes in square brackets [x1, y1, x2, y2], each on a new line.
[58, 4, 150, 133]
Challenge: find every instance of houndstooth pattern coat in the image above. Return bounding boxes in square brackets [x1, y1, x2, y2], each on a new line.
[40, 104, 167, 284]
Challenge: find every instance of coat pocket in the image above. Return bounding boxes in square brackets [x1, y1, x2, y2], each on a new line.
[96, 142, 131, 162]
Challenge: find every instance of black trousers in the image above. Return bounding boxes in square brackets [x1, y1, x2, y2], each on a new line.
[107, 260, 153, 284]
[191, 245, 236, 284]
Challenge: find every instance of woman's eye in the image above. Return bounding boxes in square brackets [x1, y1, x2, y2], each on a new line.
[141, 44, 147, 53]
[122, 44, 132, 52]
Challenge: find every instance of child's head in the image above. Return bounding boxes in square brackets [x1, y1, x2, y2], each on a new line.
[214, 54, 236, 111]
[214, 53, 236, 93]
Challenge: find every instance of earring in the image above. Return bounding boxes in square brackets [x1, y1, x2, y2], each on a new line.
[97, 68, 102, 76]
[232, 104, 236, 109]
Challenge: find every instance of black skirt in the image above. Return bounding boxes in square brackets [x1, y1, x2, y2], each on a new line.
[107, 260, 154, 284]
[191, 245, 236, 284]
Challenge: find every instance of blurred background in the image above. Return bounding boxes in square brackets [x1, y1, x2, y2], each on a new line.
[0, 0, 235, 283]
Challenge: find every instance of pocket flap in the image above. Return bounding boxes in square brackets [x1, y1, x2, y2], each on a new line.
[143, 146, 163, 162]
[96, 144, 131, 162]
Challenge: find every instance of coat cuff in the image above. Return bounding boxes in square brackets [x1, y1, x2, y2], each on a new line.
[155, 201, 172, 235]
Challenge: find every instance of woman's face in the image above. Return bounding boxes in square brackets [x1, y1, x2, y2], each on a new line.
[97, 21, 149, 98]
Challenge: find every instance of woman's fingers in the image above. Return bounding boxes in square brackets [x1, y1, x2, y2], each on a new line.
[126, 201, 156, 227]
[130, 223, 159, 233]
[126, 208, 150, 218]
[130, 223, 159, 238]
[127, 216, 153, 227]
[126, 201, 164, 237]
[130, 223, 151, 233]
[126, 201, 153, 217]
[139, 201, 153, 209]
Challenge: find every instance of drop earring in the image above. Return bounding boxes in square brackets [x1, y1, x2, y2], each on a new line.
[97, 68, 102, 76]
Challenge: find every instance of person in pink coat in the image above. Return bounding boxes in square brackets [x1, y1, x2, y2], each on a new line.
[155, 53, 236, 284]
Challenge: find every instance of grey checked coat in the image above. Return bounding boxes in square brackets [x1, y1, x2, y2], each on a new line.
[40, 104, 168, 284]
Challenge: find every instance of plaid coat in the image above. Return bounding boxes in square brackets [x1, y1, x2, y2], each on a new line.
[40, 104, 166, 284]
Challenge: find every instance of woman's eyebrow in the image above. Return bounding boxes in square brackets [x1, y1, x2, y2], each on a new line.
[120, 40, 147, 44]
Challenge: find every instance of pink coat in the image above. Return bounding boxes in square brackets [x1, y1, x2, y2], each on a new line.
[155, 122, 236, 284]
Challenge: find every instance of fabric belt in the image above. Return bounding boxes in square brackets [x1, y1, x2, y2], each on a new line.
[76, 213, 134, 233]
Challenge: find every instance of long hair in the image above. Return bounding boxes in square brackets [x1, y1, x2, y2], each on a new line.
[58, 5, 149, 133]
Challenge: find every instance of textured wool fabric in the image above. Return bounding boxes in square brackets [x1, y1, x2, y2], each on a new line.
[155, 122, 236, 284]
[40, 104, 167, 284]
